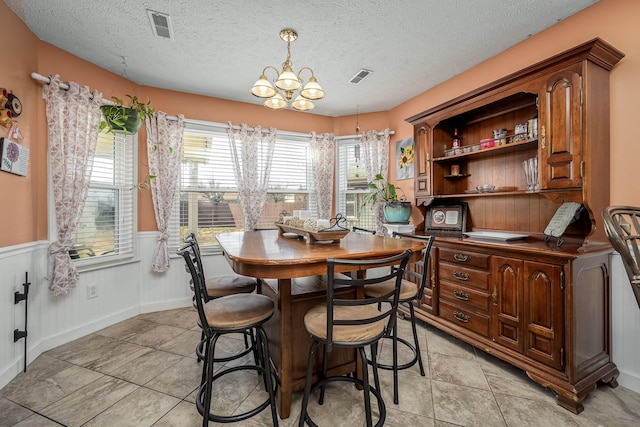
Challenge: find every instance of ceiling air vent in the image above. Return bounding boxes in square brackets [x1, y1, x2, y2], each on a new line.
[147, 10, 173, 39]
[349, 69, 373, 84]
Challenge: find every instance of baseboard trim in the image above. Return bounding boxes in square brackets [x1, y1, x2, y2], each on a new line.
[617, 369, 640, 394]
[140, 297, 192, 313]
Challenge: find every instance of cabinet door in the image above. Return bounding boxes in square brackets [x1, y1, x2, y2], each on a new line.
[414, 125, 431, 197]
[524, 261, 564, 369]
[539, 68, 582, 189]
[491, 256, 524, 353]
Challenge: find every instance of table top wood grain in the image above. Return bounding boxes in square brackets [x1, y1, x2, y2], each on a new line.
[216, 229, 424, 279]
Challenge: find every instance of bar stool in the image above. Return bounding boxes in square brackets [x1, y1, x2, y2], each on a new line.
[364, 232, 434, 404]
[178, 242, 279, 426]
[182, 233, 257, 362]
[298, 250, 412, 427]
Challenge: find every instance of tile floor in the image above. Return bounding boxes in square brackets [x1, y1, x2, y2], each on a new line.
[2, 306, 640, 426]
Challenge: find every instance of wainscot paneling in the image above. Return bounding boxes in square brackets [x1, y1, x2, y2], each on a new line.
[0, 233, 242, 389]
[611, 253, 640, 392]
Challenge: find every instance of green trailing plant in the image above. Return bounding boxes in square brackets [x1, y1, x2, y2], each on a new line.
[362, 169, 406, 207]
[99, 95, 155, 134]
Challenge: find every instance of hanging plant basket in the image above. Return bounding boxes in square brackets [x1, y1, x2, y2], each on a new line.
[99, 95, 154, 135]
[100, 105, 142, 134]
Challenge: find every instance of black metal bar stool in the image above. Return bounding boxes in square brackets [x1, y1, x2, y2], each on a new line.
[178, 242, 279, 426]
[298, 250, 412, 427]
[364, 232, 434, 404]
[182, 233, 257, 363]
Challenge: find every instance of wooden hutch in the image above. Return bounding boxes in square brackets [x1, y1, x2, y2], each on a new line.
[406, 38, 624, 413]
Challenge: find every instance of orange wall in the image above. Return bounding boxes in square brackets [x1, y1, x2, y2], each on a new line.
[1, 0, 638, 246]
[0, 2, 40, 247]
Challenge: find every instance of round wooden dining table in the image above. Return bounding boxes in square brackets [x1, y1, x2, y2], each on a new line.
[216, 229, 424, 419]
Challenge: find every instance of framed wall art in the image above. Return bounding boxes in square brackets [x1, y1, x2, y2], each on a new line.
[395, 137, 414, 180]
[425, 202, 468, 232]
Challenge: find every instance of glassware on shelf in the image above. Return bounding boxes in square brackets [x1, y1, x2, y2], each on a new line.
[523, 157, 539, 191]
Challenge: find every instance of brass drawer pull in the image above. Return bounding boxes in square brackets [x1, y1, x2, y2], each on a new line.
[453, 311, 470, 323]
[453, 271, 469, 281]
[454, 253, 468, 262]
[453, 290, 470, 301]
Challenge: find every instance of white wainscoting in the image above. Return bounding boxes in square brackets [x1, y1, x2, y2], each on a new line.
[611, 253, 640, 392]
[0, 232, 236, 389]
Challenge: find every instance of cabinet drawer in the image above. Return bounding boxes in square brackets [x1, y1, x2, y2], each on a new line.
[439, 299, 489, 337]
[439, 262, 490, 291]
[439, 280, 490, 312]
[439, 248, 489, 269]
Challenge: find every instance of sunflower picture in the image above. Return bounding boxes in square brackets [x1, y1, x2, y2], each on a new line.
[395, 137, 414, 180]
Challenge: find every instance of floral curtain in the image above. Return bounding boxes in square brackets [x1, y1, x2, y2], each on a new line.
[310, 132, 335, 219]
[147, 112, 185, 272]
[227, 123, 277, 230]
[45, 75, 103, 296]
[361, 129, 391, 235]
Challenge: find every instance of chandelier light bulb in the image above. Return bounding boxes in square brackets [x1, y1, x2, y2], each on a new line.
[264, 92, 287, 110]
[292, 95, 314, 111]
[251, 74, 276, 98]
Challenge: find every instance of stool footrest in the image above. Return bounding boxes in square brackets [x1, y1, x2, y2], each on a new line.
[197, 364, 278, 423]
[301, 376, 385, 427]
[368, 336, 420, 372]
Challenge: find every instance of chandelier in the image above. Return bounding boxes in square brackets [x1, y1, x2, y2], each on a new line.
[250, 29, 325, 111]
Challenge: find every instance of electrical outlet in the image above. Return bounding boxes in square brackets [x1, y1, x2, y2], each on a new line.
[87, 283, 98, 299]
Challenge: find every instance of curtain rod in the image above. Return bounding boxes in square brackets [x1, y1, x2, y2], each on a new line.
[31, 72, 394, 138]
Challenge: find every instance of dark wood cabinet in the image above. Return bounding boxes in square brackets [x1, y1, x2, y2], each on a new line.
[405, 39, 624, 414]
[539, 67, 582, 190]
[491, 255, 524, 353]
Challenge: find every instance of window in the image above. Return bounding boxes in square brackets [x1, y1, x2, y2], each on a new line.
[336, 138, 375, 230]
[177, 122, 315, 249]
[68, 131, 136, 262]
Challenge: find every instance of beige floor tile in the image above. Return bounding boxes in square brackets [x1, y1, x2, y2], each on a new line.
[95, 317, 157, 340]
[83, 387, 180, 426]
[11, 413, 61, 426]
[377, 366, 434, 418]
[3, 308, 640, 427]
[140, 306, 199, 329]
[495, 393, 579, 427]
[431, 380, 505, 426]
[157, 328, 202, 357]
[577, 384, 640, 421]
[0, 397, 33, 426]
[39, 376, 139, 427]
[486, 373, 556, 404]
[45, 333, 151, 374]
[145, 356, 201, 399]
[425, 327, 476, 359]
[2, 364, 103, 411]
[106, 348, 182, 385]
[384, 406, 436, 426]
[429, 352, 489, 390]
[154, 400, 203, 426]
[124, 323, 188, 349]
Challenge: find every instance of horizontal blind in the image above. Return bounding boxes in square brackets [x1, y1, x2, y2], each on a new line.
[336, 138, 375, 230]
[178, 124, 313, 248]
[71, 131, 134, 259]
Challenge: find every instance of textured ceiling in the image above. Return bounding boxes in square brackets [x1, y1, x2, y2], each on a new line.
[5, 0, 597, 117]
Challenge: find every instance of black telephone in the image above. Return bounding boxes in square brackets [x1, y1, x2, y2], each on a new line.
[544, 202, 583, 245]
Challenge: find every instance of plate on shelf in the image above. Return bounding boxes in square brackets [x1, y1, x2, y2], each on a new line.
[463, 231, 528, 241]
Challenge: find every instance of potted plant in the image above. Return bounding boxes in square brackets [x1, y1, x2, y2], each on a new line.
[99, 95, 155, 134]
[363, 170, 412, 224]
